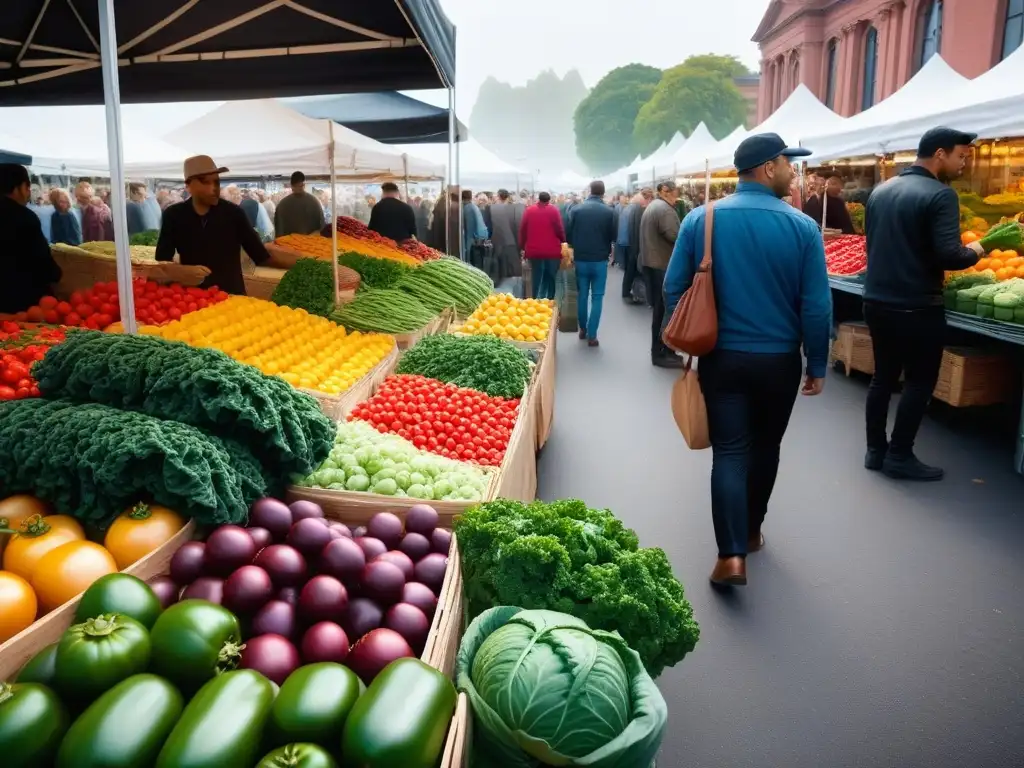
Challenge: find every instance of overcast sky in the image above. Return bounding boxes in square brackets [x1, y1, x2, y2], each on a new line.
[423, 0, 773, 114]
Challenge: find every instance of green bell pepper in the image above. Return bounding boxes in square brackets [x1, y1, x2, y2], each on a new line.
[0, 682, 69, 768]
[149, 599, 243, 695]
[54, 614, 151, 703]
[56, 674, 183, 768]
[257, 743, 339, 768]
[156, 669, 275, 768]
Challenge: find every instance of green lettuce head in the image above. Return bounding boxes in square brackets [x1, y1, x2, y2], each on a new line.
[456, 607, 667, 768]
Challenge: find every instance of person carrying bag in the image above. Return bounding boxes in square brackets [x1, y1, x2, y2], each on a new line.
[659, 133, 830, 588]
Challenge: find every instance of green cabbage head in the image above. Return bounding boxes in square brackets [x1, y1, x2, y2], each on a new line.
[456, 607, 667, 767]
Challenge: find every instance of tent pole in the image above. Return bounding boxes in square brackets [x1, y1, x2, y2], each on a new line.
[704, 160, 710, 203]
[446, 86, 455, 256]
[403, 154, 409, 200]
[98, 0, 137, 334]
[455, 86, 463, 261]
[329, 121, 340, 305]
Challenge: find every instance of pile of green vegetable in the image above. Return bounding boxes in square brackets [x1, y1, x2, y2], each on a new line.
[945, 270, 995, 311]
[975, 278, 1024, 321]
[330, 289, 435, 334]
[454, 499, 700, 677]
[978, 220, 1024, 252]
[297, 419, 492, 501]
[0, 398, 264, 526]
[395, 258, 493, 315]
[338, 251, 412, 289]
[33, 332, 335, 480]
[397, 334, 532, 399]
[456, 607, 667, 768]
[270, 258, 336, 317]
[129, 230, 160, 246]
[4, 574, 457, 768]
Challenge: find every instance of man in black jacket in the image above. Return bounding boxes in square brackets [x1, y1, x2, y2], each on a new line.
[863, 127, 983, 481]
[0, 164, 62, 313]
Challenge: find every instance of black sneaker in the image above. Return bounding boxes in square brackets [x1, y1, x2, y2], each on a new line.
[882, 453, 944, 481]
[864, 447, 886, 471]
[652, 354, 685, 369]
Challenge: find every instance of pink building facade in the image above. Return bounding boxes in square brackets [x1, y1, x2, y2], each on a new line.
[754, 0, 1022, 122]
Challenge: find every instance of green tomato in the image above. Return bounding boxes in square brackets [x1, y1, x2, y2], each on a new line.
[14, 643, 58, 686]
[372, 468, 397, 484]
[432, 479, 453, 498]
[148, 600, 243, 696]
[365, 459, 384, 477]
[346, 475, 371, 492]
[395, 471, 412, 490]
[327, 483, 346, 491]
[348, 466, 368, 478]
[409, 472, 427, 487]
[0, 682, 69, 768]
[393, 462, 411, 474]
[55, 614, 151, 703]
[75, 574, 162, 629]
[406, 484, 429, 499]
[373, 478, 398, 496]
[257, 744, 338, 768]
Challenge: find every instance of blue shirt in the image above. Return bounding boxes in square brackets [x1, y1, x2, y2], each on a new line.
[566, 195, 616, 262]
[663, 181, 832, 378]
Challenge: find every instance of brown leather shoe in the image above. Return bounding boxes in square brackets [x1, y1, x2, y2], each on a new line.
[578, 328, 587, 340]
[709, 556, 747, 586]
[747, 532, 765, 553]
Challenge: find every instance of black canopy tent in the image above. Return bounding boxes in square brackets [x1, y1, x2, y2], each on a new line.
[284, 92, 468, 144]
[0, 150, 32, 165]
[0, 0, 454, 105]
[0, 0, 457, 332]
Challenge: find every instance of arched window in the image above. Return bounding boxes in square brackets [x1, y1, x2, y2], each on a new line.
[790, 56, 800, 93]
[1003, 0, 1024, 60]
[862, 26, 879, 111]
[916, 0, 943, 70]
[825, 39, 839, 109]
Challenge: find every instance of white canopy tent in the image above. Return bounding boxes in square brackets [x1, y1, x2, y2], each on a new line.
[802, 56, 972, 162]
[626, 133, 687, 181]
[681, 85, 843, 174]
[654, 122, 719, 179]
[553, 170, 593, 193]
[395, 137, 527, 191]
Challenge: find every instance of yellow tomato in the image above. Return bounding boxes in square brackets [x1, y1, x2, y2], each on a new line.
[3, 514, 86, 582]
[31, 541, 118, 613]
[0, 571, 36, 642]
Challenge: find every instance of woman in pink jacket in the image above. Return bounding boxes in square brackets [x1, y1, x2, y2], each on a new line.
[518, 191, 565, 300]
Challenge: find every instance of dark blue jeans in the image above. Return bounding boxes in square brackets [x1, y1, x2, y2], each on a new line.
[698, 349, 802, 557]
[575, 260, 608, 339]
[530, 259, 559, 300]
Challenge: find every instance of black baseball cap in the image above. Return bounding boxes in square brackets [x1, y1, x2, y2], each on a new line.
[917, 127, 978, 158]
[734, 132, 811, 173]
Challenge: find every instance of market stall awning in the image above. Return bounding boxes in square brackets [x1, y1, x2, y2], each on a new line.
[395, 138, 528, 191]
[802, 56, 972, 162]
[283, 92, 467, 144]
[0, 0, 455, 106]
[655, 122, 720, 178]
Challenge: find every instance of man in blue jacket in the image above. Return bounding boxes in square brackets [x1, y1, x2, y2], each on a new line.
[567, 180, 617, 346]
[664, 133, 832, 587]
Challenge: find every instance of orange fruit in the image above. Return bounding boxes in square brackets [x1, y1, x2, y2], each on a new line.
[976, 258, 991, 270]
[989, 258, 1005, 271]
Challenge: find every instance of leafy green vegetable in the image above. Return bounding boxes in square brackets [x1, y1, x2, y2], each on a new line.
[129, 230, 160, 246]
[396, 334, 531, 398]
[0, 398, 264, 527]
[456, 607, 667, 768]
[396, 258, 493, 316]
[330, 289, 435, 333]
[33, 331, 335, 481]
[337, 251, 412, 289]
[980, 221, 1024, 252]
[454, 499, 699, 677]
[271, 258, 335, 317]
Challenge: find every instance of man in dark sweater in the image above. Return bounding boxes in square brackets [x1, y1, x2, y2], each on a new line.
[368, 182, 417, 243]
[0, 164, 62, 313]
[863, 127, 983, 481]
[566, 180, 616, 346]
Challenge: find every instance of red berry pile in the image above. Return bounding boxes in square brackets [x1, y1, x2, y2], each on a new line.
[13, 279, 229, 329]
[824, 235, 867, 276]
[0, 324, 67, 400]
[350, 374, 520, 466]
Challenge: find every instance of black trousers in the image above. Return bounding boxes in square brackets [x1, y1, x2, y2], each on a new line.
[621, 246, 640, 298]
[863, 302, 945, 456]
[643, 266, 668, 357]
[699, 350, 802, 557]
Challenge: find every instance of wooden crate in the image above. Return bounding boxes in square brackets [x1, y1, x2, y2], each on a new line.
[439, 693, 472, 768]
[422, 534, 464, 678]
[394, 309, 453, 351]
[0, 521, 196, 681]
[449, 308, 557, 353]
[491, 387, 539, 502]
[932, 347, 1017, 407]
[832, 321, 875, 376]
[533, 325, 557, 450]
[297, 344, 399, 422]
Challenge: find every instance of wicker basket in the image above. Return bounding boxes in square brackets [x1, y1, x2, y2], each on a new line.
[932, 347, 1016, 407]
[832, 322, 875, 375]
[50, 245, 210, 297]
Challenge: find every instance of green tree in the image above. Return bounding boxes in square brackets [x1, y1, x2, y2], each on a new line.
[573, 64, 663, 174]
[633, 55, 750, 156]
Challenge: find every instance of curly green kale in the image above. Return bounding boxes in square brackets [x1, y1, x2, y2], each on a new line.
[454, 499, 699, 677]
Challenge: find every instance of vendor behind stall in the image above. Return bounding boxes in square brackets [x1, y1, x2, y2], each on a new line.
[368, 181, 417, 243]
[0, 163, 63, 313]
[803, 175, 855, 234]
[156, 155, 271, 295]
[275, 171, 326, 236]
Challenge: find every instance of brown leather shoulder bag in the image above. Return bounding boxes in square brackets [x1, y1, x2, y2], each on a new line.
[662, 202, 717, 356]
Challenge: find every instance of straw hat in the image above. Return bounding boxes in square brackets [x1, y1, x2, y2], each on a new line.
[183, 155, 229, 182]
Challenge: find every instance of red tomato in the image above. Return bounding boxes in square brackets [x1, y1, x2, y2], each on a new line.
[94, 314, 113, 328]
[38, 296, 58, 310]
[74, 303, 94, 318]
[25, 306, 44, 323]
[55, 301, 72, 317]
[69, 291, 85, 307]
[64, 312, 82, 327]
[43, 310, 59, 324]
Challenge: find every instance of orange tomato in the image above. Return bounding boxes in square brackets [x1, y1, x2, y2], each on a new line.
[2, 514, 86, 581]
[0, 494, 49, 556]
[104, 502, 187, 570]
[1017, 266, 1024, 278]
[961, 231, 980, 244]
[31, 540, 118, 613]
[989, 258, 1005, 271]
[996, 267, 1014, 280]
[976, 258, 991, 271]
[0, 571, 37, 642]
[1007, 256, 1024, 268]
